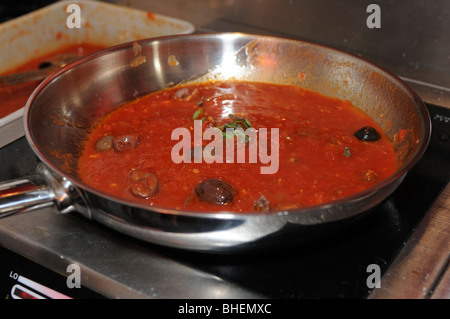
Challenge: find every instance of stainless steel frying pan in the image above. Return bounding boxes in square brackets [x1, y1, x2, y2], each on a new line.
[0, 33, 431, 252]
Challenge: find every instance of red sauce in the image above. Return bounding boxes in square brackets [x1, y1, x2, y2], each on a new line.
[77, 81, 398, 213]
[0, 43, 106, 118]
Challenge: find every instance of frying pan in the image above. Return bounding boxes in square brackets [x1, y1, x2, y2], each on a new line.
[0, 33, 431, 252]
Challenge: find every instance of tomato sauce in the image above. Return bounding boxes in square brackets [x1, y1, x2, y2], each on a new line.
[77, 81, 399, 213]
[0, 43, 106, 118]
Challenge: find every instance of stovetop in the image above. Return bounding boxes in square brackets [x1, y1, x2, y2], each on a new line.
[0, 102, 448, 299]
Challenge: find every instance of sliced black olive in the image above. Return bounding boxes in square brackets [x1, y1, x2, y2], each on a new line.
[129, 169, 159, 198]
[113, 134, 140, 152]
[194, 179, 237, 205]
[94, 135, 114, 152]
[354, 126, 381, 142]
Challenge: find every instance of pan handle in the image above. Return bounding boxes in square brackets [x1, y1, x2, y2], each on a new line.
[0, 163, 90, 218]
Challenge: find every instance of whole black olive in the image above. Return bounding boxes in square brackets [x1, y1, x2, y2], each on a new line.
[113, 134, 140, 152]
[94, 135, 113, 152]
[194, 179, 237, 205]
[354, 126, 381, 142]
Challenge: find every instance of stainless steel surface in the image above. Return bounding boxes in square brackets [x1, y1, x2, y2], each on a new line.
[0, 163, 90, 218]
[368, 183, 450, 299]
[0, 176, 54, 218]
[14, 33, 429, 252]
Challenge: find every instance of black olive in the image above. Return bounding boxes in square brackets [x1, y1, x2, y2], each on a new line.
[354, 126, 381, 142]
[129, 169, 159, 198]
[94, 135, 114, 152]
[112, 134, 140, 152]
[38, 61, 52, 69]
[194, 179, 237, 205]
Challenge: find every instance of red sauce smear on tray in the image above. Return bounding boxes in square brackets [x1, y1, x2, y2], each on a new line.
[77, 81, 398, 213]
[0, 43, 106, 119]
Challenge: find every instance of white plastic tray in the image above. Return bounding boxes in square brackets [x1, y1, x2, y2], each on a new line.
[0, 0, 194, 148]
